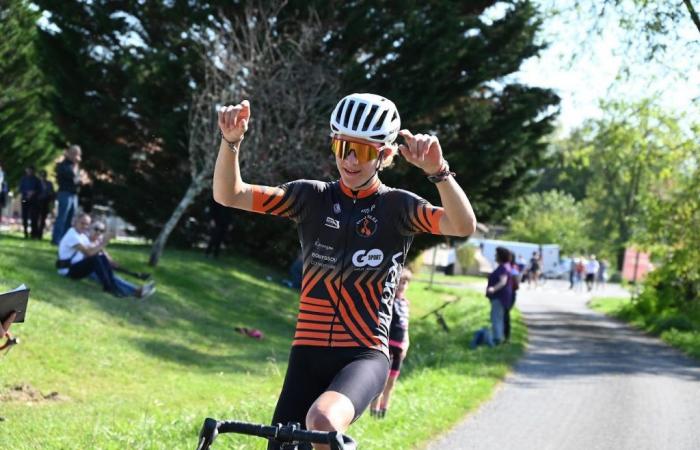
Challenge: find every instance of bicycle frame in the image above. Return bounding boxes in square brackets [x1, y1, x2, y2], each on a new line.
[196, 418, 357, 450]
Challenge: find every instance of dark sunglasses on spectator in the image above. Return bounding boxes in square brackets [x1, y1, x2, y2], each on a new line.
[93, 228, 105, 233]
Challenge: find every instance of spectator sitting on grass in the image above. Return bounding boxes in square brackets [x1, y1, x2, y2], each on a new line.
[57, 213, 154, 298]
[88, 220, 151, 281]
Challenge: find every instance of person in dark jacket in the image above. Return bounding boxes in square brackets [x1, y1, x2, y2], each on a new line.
[51, 145, 82, 244]
[19, 166, 41, 239]
[35, 169, 56, 239]
[486, 247, 512, 345]
[205, 197, 233, 258]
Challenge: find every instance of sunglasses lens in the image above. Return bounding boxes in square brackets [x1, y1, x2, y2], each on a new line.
[330, 139, 379, 163]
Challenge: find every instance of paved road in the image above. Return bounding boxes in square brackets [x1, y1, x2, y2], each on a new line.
[426, 281, 700, 450]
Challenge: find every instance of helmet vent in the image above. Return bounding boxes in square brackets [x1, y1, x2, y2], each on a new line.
[363, 105, 378, 131]
[373, 110, 388, 131]
[352, 103, 367, 130]
[335, 99, 346, 124]
[370, 133, 386, 140]
[343, 100, 355, 128]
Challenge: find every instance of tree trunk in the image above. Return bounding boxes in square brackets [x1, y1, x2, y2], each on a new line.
[148, 176, 206, 266]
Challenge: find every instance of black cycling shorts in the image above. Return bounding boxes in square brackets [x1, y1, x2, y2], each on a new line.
[268, 346, 389, 450]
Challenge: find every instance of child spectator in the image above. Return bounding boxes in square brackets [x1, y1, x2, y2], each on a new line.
[370, 268, 412, 418]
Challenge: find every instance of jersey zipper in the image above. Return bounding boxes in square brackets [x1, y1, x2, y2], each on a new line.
[328, 193, 357, 347]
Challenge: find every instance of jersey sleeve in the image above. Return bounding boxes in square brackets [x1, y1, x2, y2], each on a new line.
[251, 180, 318, 223]
[396, 190, 445, 235]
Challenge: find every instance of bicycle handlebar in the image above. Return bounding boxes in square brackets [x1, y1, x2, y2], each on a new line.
[196, 418, 357, 450]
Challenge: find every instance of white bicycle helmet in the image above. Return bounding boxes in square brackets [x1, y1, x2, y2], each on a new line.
[330, 93, 401, 145]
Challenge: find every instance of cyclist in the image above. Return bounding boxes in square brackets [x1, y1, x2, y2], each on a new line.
[213, 93, 476, 450]
[370, 267, 412, 418]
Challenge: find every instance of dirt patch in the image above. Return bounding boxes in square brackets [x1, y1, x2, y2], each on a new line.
[0, 383, 70, 403]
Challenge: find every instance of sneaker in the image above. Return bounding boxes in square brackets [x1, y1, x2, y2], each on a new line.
[139, 281, 156, 299]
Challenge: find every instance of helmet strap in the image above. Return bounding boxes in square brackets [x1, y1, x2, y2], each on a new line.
[353, 153, 383, 190]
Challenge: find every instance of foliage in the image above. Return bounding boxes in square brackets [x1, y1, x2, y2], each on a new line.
[31, 0, 558, 266]
[504, 189, 589, 253]
[0, 0, 61, 185]
[533, 100, 694, 266]
[147, 2, 339, 266]
[456, 245, 479, 274]
[591, 295, 700, 361]
[0, 235, 524, 449]
[541, 0, 700, 63]
[313, 0, 560, 224]
[633, 137, 700, 305]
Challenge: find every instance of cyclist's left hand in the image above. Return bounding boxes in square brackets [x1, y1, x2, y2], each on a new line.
[398, 129, 443, 174]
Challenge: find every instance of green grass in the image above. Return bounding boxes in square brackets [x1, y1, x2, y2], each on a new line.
[0, 234, 524, 449]
[590, 296, 700, 361]
[413, 269, 485, 288]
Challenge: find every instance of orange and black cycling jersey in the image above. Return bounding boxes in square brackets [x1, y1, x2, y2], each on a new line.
[251, 178, 443, 358]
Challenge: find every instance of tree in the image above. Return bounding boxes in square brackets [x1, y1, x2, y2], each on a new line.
[148, 3, 339, 266]
[632, 122, 700, 304]
[542, 100, 693, 268]
[0, 0, 61, 185]
[311, 0, 560, 224]
[35, 0, 559, 266]
[504, 190, 590, 254]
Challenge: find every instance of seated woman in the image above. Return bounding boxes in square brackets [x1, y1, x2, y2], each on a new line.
[56, 213, 154, 298]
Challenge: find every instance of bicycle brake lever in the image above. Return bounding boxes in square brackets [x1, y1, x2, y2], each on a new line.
[196, 418, 219, 450]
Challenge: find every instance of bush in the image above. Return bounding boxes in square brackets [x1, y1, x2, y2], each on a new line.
[456, 245, 478, 275]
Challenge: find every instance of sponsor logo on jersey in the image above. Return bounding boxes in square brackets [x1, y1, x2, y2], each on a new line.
[382, 252, 404, 303]
[352, 249, 384, 267]
[313, 239, 334, 251]
[311, 252, 337, 264]
[360, 204, 376, 214]
[355, 214, 378, 238]
[324, 217, 340, 229]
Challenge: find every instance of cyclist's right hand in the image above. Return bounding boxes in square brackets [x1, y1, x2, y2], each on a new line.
[218, 100, 250, 145]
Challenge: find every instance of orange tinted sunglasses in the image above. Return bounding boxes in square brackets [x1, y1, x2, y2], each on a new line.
[330, 137, 381, 163]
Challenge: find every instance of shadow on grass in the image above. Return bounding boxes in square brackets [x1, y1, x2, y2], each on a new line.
[128, 336, 279, 374]
[0, 235, 298, 365]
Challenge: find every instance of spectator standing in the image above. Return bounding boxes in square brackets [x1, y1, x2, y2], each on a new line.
[527, 251, 541, 287]
[0, 162, 7, 226]
[19, 166, 41, 239]
[597, 259, 609, 290]
[585, 255, 600, 292]
[35, 169, 56, 239]
[205, 197, 233, 258]
[569, 256, 577, 290]
[486, 247, 512, 345]
[505, 251, 520, 343]
[52, 145, 82, 245]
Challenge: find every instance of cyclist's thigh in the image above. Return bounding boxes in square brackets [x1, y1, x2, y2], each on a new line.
[327, 349, 390, 421]
[270, 348, 327, 430]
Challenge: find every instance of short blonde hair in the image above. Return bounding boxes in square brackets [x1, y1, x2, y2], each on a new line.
[379, 145, 399, 170]
[400, 267, 413, 281]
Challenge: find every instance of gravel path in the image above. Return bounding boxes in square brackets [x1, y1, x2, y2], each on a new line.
[426, 281, 700, 450]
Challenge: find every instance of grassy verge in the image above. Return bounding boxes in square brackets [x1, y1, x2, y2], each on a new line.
[0, 234, 524, 449]
[590, 296, 700, 361]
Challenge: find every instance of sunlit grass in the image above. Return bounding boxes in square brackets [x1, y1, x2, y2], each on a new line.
[0, 235, 524, 449]
[590, 296, 700, 361]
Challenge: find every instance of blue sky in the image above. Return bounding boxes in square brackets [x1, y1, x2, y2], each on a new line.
[511, 1, 700, 134]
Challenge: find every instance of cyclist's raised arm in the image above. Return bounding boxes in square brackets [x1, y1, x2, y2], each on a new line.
[213, 100, 268, 212]
[398, 129, 476, 237]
